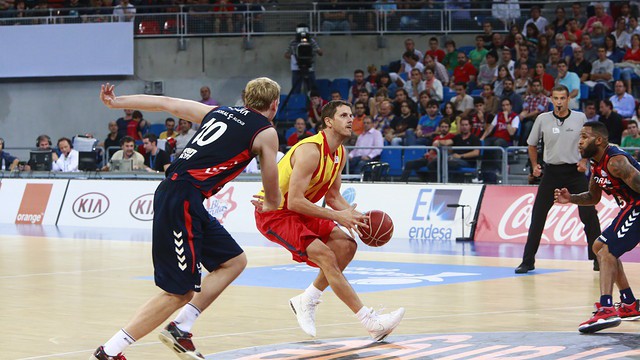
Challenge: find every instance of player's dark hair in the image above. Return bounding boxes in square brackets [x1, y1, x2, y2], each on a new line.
[584, 121, 609, 139]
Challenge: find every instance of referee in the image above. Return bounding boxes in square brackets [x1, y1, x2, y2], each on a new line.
[515, 85, 601, 273]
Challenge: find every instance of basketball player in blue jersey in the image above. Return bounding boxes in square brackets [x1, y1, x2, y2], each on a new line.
[555, 121, 640, 334]
[91, 78, 282, 360]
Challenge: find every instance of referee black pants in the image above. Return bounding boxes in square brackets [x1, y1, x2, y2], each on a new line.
[521, 164, 601, 266]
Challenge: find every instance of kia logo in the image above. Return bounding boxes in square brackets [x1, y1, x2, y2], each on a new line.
[72, 192, 110, 219]
[130, 193, 154, 221]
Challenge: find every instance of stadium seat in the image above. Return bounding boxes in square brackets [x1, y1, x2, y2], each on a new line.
[470, 88, 483, 97]
[137, 20, 161, 35]
[163, 19, 178, 34]
[277, 93, 308, 122]
[458, 46, 474, 56]
[331, 78, 351, 100]
[399, 72, 409, 81]
[613, 67, 621, 81]
[149, 123, 165, 137]
[403, 148, 428, 178]
[379, 148, 403, 177]
[315, 78, 332, 100]
[580, 83, 590, 100]
[442, 87, 456, 104]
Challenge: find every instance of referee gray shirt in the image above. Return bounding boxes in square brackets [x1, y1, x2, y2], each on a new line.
[527, 110, 585, 165]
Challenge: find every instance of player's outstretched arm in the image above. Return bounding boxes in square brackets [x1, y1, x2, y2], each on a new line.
[100, 83, 214, 124]
[609, 155, 640, 194]
[252, 127, 281, 212]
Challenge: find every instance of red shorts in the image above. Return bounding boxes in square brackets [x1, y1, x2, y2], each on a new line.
[254, 208, 337, 267]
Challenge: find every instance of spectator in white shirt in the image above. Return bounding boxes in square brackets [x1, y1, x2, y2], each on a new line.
[113, 0, 136, 22]
[52, 137, 79, 172]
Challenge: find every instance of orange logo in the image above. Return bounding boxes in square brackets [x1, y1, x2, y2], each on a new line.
[15, 183, 53, 224]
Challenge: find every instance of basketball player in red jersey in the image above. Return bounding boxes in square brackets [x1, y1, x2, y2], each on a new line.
[92, 78, 282, 360]
[555, 121, 640, 333]
[253, 100, 405, 342]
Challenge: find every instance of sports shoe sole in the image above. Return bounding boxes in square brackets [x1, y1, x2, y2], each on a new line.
[620, 314, 640, 321]
[158, 331, 204, 360]
[578, 317, 621, 334]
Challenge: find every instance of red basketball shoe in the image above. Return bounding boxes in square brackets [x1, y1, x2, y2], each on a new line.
[90, 346, 126, 360]
[158, 322, 204, 359]
[616, 300, 640, 321]
[578, 302, 621, 333]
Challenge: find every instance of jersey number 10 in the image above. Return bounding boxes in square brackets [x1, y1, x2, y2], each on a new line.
[191, 119, 228, 147]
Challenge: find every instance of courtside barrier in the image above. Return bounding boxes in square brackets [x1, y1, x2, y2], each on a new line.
[475, 185, 619, 246]
[0, 179, 68, 225]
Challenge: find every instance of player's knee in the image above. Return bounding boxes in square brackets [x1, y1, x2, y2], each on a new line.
[312, 246, 339, 269]
[166, 291, 195, 307]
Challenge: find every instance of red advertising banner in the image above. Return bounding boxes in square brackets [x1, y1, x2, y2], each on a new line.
[475, 186, 621, 245]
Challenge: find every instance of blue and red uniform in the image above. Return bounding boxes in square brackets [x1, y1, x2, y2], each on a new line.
[154, 106, 272, 294]
[591, 144, 640, 257]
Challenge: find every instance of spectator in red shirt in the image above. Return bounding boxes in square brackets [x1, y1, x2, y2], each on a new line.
[425, 36, 445, 63]
[450, 52, 477, 90]
[533, 61, 554, 97]
[287, 117, 313, 146]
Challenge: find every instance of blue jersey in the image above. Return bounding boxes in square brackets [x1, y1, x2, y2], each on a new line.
[166, 106, 272, 197]
[591, 144, 640, 208]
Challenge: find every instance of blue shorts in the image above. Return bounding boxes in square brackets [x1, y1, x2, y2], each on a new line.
[152, 179, 243, 295]
[598, 205, 640, 258]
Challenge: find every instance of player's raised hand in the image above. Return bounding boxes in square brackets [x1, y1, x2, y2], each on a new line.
[100, 83, 117, 108]
[554, 188, 571, 204]
[335, 203, 368, 238]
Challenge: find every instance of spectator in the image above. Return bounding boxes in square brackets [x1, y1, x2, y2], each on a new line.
[416, 90, 431, 116]
[102, 121, 122, 160]
[371, 88, 389, 116]
[142, 133, 171, 173]
[320, 0, 350, 33]
[330, 90, 342, 101]
[501, 78, 524, 114]
[373, 99, 395, 131]
[599, 99, 624, 145]
[33, 134, 59, 164]
[365, 64, 378, 92]
[159, 117, 177, 139]
[482, 83, 500, 115]
[584, 3, 614, 34]
[402, 120, 455, 182]
[174, 119, 197, 156]
[619, 34, 640, 93]
[481, 21, 494, 46]
[351, 101, 368, 138]
[536, 34, 551, 63]
[392, 88, 417, 117]
[411, 99, 442, 145]
[348, 69, 373, 103]
[477, 51, 498, 87]
[571, 2, 587, 29]
[285, 24, 323, 94]
[129, 110, 148, 140]
[450, 52, 477, 89]
[104, 136, 145, 171]
[442, 39, 458, 72]
[564, 18, 583, 46]
[115, 108, 133, 138]
[348, 117, 383, 174]
[375, 73, 397, 100]
[308, 90, 328, 131]
[613, 17, 632, 50]
[501, 46, 516, 79]
[287, 118, 313, 147]
[481, 98, 520, 183]
[590, 22, 607, 49]
[450, 82, 474, 119]
[424, 54, 449, 85]
[442, 102, 461, 133]
[629, 16, 640, 36]
[622, 120, 640, 159]
[519, 79, 549, 144]
[515, 43, 536, 74]
[425, 36, 445, 63]
[234, 0, 265, 33]
[610, 80, 636, 119]
[556, 60, 581, 110]
[491, 0, 521, 28]
[522, 6, 548, 35]
[355, 88, 374, 116]
[551, 5, 568, 35]
[555, 34, 574, 64]
[199, 86, 219, 106]
[569, 45, 592, 82]
[533, 61, 554, 97]
[584, 100, 600, 122]
[212, 0, 234, 33]
[113, 0, 135, 22]
[525, 23, 541, 49]
[504, 24, 521, 49]
[490, 33, 504, 58]
[0, 137, 18, 171]
[581, 33, 598, 62]
[470, 98, 493, 138]
[51, 137, 79, 172]
[400, 51, 424, 78]
[423, 67, 443, 102]
[373, 0, 399, 31]
[514, 63, 531, 96]
[390, 100, 418, 145]
[546, 47, 561, 78]
[399, 38, 424, 73]
[469, 35, 488, 68]
[402, 68, 426, 103]
[604, 34, 625, 63]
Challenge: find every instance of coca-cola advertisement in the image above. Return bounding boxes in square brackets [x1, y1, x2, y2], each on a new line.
[475, 186, 620, 245]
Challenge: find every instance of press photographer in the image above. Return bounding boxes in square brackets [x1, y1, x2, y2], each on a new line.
[284, 24, 323, 94]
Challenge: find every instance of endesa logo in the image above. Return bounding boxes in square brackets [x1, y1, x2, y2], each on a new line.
[203, 187, 237, 223]
[130, 194, 154, 221]
[409, 188, 462, 241]
[72, 192, 110, 219]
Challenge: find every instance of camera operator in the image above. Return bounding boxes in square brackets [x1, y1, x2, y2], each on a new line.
[285, 24, 323, 94]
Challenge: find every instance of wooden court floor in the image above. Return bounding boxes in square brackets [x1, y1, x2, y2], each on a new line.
[2, 231, 640, 360]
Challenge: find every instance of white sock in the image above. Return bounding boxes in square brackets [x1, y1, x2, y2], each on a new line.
[103, 329, 135, 356]
[174, 303, 201, 332]
[304, 284, 323, 301]
[356, 306, 372, 321]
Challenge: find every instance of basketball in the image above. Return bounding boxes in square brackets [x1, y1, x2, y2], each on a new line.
[358, 210, 394, 247]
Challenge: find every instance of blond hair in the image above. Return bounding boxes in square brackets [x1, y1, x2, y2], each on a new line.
[243, 77, 281, 111]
